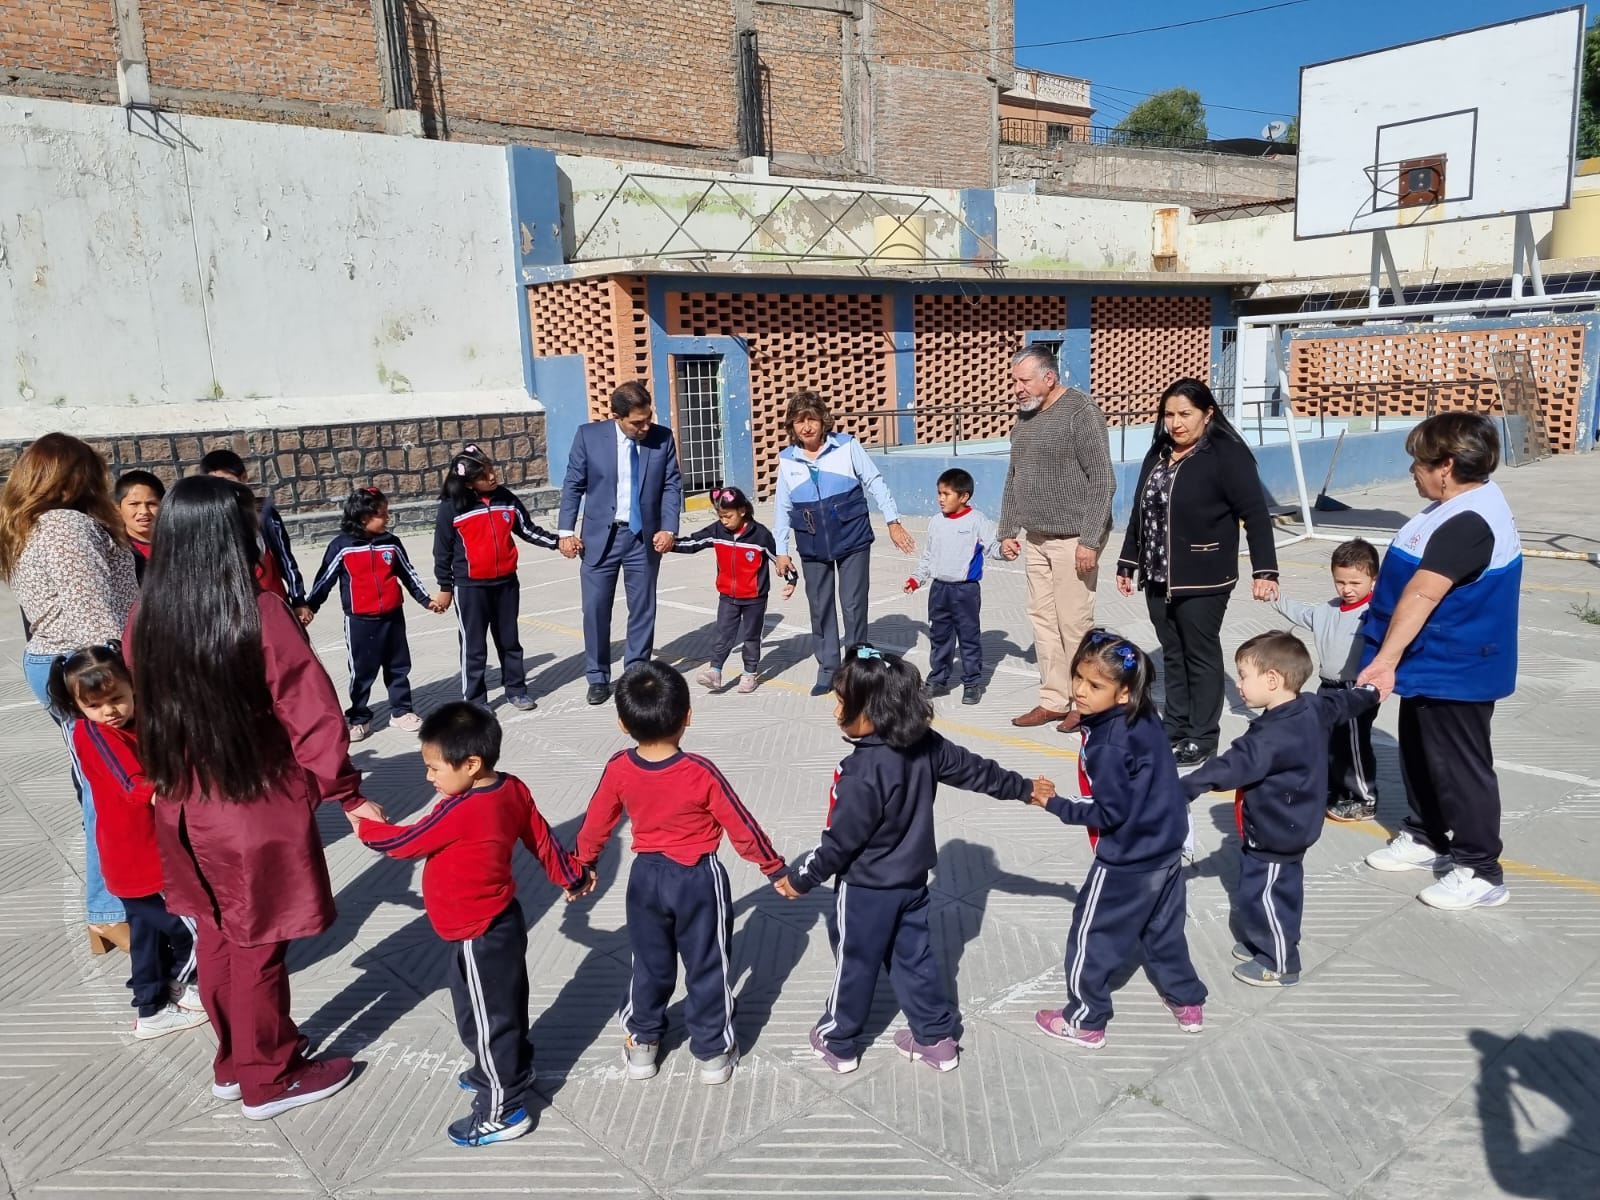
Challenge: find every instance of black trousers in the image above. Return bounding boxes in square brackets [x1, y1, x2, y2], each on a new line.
[345, 611, 414, 723]
[622, 853, 736, 1061]
[1398, 697, 1504, 885]
[1236, 849, 1304, 975]
[818, 882, 957, 1057]
[710, 595, 767, 675]
[122, 893, 196, 1017]
[1318, 680, 1378, 808]
[448, 899, 533, 1120]
[927, 580, 983, 687]
[1061, 860, 1205, 1030]
[1146, 588, 1231, 753]
[455, 580, 526, 704]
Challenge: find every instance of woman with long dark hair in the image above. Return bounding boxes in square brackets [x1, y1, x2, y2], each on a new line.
[1115, 379, 1279, 766]
[131, 475, 381, 1119]
[0, 432, 138, 952]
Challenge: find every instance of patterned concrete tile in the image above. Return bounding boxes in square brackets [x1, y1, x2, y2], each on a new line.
[1014, 1100, 1334, 1198]
[930, 902, 1062, 1012]
[1153, 1022, 1449, 1191]
[837, 1019, 1121, 1186]
[668, 1101, 990, 1198]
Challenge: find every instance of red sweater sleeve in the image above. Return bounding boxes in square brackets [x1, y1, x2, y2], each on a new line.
[259, 593, 365, 811]
[691, 753, 785, 876]
[358, 793, 466, 858]
[73, 721, 153, 812]
[575, 754, 628, 867]
[514, 781, 584, 888]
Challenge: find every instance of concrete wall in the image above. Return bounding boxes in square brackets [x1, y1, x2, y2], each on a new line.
[995, 191, 1170, 272]
[999, 143, 1296, 206]
[0, 94, 524, 436]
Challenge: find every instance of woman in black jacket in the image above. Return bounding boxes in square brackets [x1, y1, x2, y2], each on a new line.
[1116, 379, 1279, 766]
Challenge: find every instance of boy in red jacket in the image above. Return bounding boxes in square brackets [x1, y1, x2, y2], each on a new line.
[357, 703, 593, 1147]
[575, 660, 787, 1086]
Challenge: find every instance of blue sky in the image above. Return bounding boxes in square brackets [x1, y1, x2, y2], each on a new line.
[1012, 0, 1580, 138]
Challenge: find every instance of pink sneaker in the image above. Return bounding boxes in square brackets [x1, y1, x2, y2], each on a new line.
[695, 669, 723, 690]
[1034, 1009, 1105, 1049]
[1165, 1001, 1204, 1032]
[737, 673, 759, 694]
[808, 1026, 860, 1074]
[893, 1028, 959, 1072]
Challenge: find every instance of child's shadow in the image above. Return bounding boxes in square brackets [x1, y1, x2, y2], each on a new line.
[727, 882, 825, 1051]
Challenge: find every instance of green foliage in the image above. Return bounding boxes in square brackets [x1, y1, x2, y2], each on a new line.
[1113, 87, 1208, 144]
[1286, 115, 1298, 145]
[1582, 19, 1600, 159]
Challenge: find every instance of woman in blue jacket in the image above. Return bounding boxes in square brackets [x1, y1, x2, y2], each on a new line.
[772, 393, 915, 695]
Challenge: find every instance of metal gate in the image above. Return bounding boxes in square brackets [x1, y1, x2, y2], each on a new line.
[673, 355, 726, 492]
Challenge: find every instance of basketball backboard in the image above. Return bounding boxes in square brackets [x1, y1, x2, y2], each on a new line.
[1295, 7, 1585, 240]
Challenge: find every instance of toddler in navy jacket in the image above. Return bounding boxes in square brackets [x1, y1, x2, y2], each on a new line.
[1183, 631, 1380, 988]
[308, 488, 437, 739]
[778, 646, 1054, 1074]
[1031, 630, 1207, 1050]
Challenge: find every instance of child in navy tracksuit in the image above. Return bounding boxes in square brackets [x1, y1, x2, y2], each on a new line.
[903, 467, 1002, 705]
[356, 703, 592, 1147]
[200, 448, 310, 621]
[308, 488, 436, 740]
[432, 444, 559, 710]
[575, 661, 787, 1086]
[1183, 631, 1380, 987]
[674, 486, 797, 694]
[779, 646, 1054, 1074]
[1031, 630, 1207, 1049]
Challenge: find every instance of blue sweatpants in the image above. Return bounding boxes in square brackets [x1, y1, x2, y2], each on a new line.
[817, 881, 959, 1058]
[1236, 848, 1304, 974]
[926, 579, 983, 687]
[622, 853, 736, 1061]
[1061, 859, 1205, 1030]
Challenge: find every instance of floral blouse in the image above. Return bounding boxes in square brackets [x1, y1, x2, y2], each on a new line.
[12, 509, 139, 655]
[1138, 457, 1179, 585]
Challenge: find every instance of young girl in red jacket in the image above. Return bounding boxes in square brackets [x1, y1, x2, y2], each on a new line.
[49, 644, 208, 1041]
[130, 475, 385, 1121]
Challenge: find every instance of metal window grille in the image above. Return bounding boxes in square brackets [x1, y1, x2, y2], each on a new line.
[674, 356, 726, 492]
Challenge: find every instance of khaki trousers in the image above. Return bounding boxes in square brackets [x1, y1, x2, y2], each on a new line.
[1025, 532, 1099, 711]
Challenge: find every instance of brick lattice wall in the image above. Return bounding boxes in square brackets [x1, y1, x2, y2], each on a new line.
[527, 276, 653, 421]
[0, 414, 547, 523]
[1089, 295, 1213, 424]
[140, 0, 383, 107]
[1289, 325, 1587, 452]
[912, 294, 1066, 444]
[668, 291, 893, 498]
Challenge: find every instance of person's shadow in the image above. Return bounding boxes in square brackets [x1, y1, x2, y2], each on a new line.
[1469, 1028, 1600, 1199]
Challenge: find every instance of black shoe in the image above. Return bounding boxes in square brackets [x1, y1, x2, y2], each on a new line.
[1173, 741, 1207, 768]
[1327, 798, 1378, 823]
[447, 1105, 533, 1146]
[926, 679, 952, 698]
[961, 685, 983, 706]
[586, 683, 611, 706]
[809, 681, 832, 697]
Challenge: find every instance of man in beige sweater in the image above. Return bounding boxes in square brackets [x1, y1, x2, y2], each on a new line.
[998, 345, 1116, 733]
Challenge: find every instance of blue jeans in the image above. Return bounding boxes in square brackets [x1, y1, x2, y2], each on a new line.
[22, 651, 127, 924]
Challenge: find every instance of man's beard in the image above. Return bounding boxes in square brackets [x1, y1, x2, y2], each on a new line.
[1017, 396, 1044, 415]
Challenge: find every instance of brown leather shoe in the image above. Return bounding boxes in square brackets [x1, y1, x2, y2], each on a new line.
[1012, 706, 1069, 728]
[1055, 712, 1082, 734]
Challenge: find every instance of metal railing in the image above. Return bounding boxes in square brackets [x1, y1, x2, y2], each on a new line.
[999, 119, 1217, 155]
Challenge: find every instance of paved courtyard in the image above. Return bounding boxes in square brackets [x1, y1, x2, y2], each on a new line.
[2, 454, 1598, 1199]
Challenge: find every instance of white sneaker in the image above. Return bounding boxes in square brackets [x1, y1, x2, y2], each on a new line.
[347, 722, 369, 743]
[1365, 831, 1450, 873]
[1419, 866, 1509, 910]
[134, 1003, 209, 1040]
[695, 669, 723, 691]
[389, 712, 423, 733]
[168, 981, 204, 1013]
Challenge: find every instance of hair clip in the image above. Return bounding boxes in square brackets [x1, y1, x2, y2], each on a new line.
[455, 462, 468, 476]
[854, 646, 883, 661]
[1115, 645, 1137, 671]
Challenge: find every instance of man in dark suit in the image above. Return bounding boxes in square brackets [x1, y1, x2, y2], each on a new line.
[558, 380, 684, 704]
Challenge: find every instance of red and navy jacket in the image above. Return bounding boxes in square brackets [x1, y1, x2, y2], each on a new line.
[307, 532, 432, 617]
[1043, 706, 1189, 871]
[357, 772, 585, 941]
[785, 731, 1031, 894]
[432, 487, 558, 589]
[71, 720, 163, 899]
[259, 497, 308, 607]
[576, 749, 785, 876]
[673, 517, 793, 600]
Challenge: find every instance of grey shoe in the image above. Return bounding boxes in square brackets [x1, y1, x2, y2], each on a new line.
[346, 722, 369, 743]
[698, 1048, 739, 1085]
[1232, 959, 1299, 988]
[695, 669, 723, 690]
[623, 1035, 659, 1080]
[1231, 942, 1254, 963]
[506, 694, 537, 712]
[737, 673, 759, 694]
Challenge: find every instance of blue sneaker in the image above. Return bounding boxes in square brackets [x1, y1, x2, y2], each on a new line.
[506, 694, 537, 712]
[447, 1107, 533, 1147]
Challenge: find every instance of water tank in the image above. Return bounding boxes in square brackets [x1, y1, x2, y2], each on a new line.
[1548, 159, 1600, 259]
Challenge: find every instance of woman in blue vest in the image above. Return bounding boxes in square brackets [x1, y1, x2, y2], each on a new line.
[1358, 413, 1521, 911]
[772, 392, 915, 696]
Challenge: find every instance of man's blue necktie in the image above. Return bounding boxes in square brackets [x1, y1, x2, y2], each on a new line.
[627, 439, 643, 535]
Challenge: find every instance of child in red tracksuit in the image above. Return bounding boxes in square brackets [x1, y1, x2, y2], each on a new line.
[308, 488, 438, 741]
[673, 486, 797, 694]
[49, 644, 208, 1041]
[575, 660, 787, 1086]
[357, 702, 592, 1148]
[432, 444, 559, 711]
